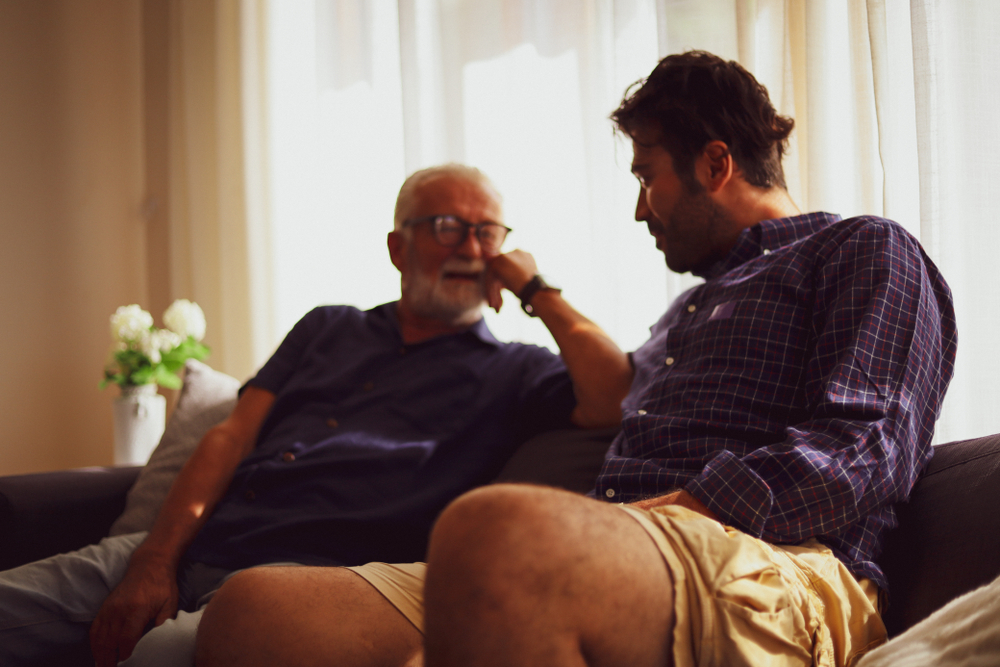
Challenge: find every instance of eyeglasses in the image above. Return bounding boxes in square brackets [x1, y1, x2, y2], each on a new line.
[402, 215, 512, 254]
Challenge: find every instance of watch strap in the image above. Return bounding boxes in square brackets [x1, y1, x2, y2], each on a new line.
[518, 274, 561, 316]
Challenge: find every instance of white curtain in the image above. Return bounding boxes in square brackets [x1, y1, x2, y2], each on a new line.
[242, 0, 1000, 444]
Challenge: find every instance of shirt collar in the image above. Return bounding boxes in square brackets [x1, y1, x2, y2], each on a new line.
[695, 211, 843, 281]
[466, 315, 502, 346]
[377, 301, 501, 348]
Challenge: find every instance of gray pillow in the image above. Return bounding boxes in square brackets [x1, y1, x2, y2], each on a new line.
[109, 359, 241, 536]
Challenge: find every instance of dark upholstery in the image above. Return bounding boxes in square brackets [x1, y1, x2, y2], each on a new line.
[0, 465, 141, 570]
[494, 427, 619, 493]
[878, 433, 1000, 636]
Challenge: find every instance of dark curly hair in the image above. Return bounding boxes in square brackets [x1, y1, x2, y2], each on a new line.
[611, 51, 794, 190]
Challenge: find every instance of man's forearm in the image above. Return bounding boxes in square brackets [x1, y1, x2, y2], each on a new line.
[527, 290, 633, 428]
[133, 386, 275, 569]
[487, 250, 632, 428]
[133, 428, 251, 568]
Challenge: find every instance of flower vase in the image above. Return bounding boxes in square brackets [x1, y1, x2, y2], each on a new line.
[113, 384, 166, 465]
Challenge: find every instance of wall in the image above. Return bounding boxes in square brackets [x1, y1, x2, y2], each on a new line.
[0, 1, 148, 474]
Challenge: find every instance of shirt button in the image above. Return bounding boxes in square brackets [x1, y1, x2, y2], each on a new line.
[326, 418, 339, 428]
[686, 304, 696, 313]
[665, 357, 675, 366]
[244, 490, 256, 502]
[362, 381, 375, 391]
[605, 488, 616, 499]
[637, 409, 647, 415]
[282, 451, 295, 463]
[763, 248, 772, 255]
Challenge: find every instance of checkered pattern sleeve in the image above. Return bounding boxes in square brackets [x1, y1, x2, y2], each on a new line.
[685, 218, 957, 547]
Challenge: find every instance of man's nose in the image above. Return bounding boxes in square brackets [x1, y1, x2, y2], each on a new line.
[634, 187, 651, 222]
[454, 227, 484, 259]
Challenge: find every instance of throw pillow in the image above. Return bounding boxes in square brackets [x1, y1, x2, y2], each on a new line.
[109, 359, 241, 536]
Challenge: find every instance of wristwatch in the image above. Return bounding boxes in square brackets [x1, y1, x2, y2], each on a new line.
[518, 274, 562, 316]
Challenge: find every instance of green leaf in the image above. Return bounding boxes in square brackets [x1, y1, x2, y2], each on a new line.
[131, 366, 154, 385]
[153, 364, 183, 389]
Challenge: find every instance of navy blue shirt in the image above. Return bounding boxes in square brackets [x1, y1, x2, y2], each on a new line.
[597, 213, 957, 592]
[186, 303, 575, 569]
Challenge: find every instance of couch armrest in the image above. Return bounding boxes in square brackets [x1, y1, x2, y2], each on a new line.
[0, 466, 141, 570]
[879, 433, 1000, 636]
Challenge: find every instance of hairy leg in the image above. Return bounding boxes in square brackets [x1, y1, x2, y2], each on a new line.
[423, 484, 675, 667]
[194, 567, 421, 667]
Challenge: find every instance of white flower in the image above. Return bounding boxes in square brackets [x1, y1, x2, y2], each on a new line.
[138, 330, 162, 364]
[163, 299, 206, 341]
[110, 305, 154, 343]
[156, 329, 182, 352]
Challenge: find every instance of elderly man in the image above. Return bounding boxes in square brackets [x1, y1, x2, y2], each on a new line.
[417, 52, 958, 667]
[0, 164, 631, 667]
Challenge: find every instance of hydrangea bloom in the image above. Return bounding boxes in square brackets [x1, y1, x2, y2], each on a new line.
[156, 329, 182, 351]
[138, 330, 162, 364]
[103, 299, 210, 390]
[110, 305, 154, 343]
[164, 299, 207, 341]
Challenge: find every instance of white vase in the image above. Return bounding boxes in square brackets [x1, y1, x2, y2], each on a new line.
[113, 384, 166, 465]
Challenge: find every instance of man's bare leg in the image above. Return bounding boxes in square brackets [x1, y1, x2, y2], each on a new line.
[423, 484, 675, 667]
[194, 567, 421, 667]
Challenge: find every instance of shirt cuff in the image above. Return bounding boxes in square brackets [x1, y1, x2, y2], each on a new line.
[685, 449, 773, 537]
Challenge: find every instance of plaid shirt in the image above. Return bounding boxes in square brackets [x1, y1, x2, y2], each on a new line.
[596, 212, 957, 590]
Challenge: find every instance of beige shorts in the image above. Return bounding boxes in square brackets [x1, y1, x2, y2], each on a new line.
[349, 505, 887, 667]
[619, 504, 887, 667]
[347, 561, 428, 632]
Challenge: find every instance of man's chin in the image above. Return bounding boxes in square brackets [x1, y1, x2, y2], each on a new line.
[410, 295, 484, 326]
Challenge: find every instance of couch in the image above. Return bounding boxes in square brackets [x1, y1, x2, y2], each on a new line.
[3, 360, 1000, 664]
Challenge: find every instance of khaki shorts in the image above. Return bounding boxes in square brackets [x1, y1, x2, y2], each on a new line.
[619, 504, 887, 667]
[348, 561, 428, 632]
[350, 505, 887, 667]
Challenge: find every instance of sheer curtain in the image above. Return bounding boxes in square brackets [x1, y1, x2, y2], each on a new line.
[254, 0, 670, 361]
[241, 0, 1000, 443]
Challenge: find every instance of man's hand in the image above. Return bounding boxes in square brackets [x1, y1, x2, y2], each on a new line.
[485, 250, 539, 312]
[485, 248, 632, 427]
[629, 489, 720, 522]
[89, 552, 179, 667]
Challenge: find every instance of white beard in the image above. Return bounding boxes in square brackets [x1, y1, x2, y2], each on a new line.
[403, 257, 486, 326]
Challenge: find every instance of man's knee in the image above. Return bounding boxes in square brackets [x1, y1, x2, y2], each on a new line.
[424, 486, 678, 667]
[194, 569, 277, 666]
[427, 483, 601, 594]
[431, 485, 567, 559]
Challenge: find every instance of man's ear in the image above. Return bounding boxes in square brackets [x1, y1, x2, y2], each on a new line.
[700, 141, 734, 193]
[387, 231, 405, 272]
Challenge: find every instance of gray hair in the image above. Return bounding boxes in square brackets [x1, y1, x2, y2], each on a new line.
[393, 163, 502, 231]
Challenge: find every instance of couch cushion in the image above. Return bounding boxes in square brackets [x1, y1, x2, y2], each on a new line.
[108, 360, 240, 536]
[879, 432, 1000, 636]
[494, 427, 618, 493]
